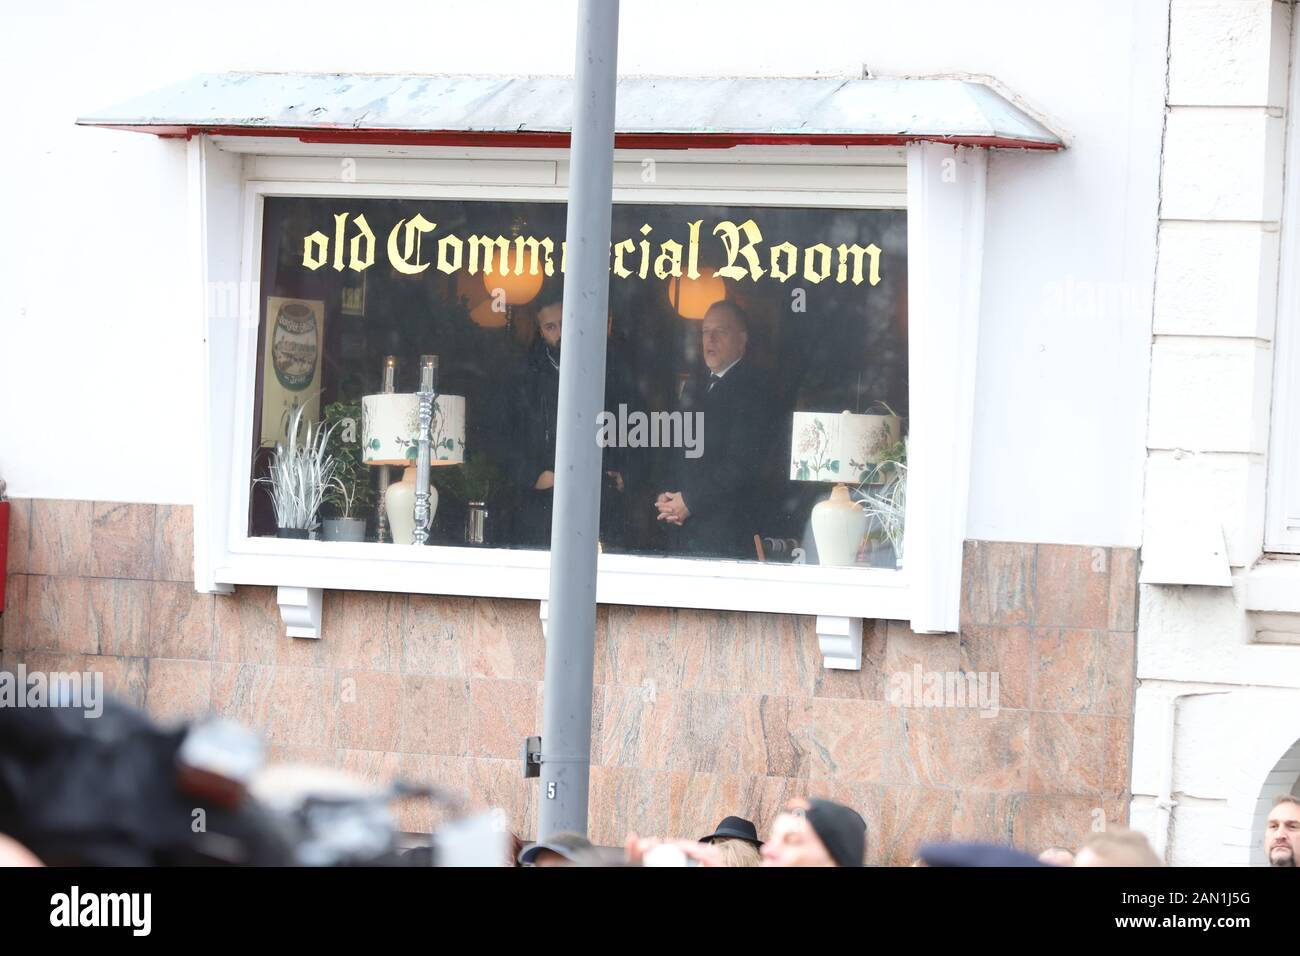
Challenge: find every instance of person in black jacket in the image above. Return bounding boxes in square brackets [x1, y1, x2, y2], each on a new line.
[512, 295, 563, 546]
[655, 300, 767, 559]
[512, 291, 625, 548]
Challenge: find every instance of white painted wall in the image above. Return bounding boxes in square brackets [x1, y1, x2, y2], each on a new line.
[14, 0, 1296, 868]
[1131, 0, 1300, 867]
[0, 0, 1164, 549]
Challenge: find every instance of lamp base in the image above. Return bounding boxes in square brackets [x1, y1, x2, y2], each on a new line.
[375, 466, 391, 543]
[811, 485, 868, 567]
[384, 467, 437, 544]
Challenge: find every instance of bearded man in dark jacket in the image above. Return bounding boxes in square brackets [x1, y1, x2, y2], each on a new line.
[512, 292, 625, 547]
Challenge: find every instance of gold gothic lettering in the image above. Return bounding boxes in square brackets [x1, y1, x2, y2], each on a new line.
[301, 215, 886, 287]
[712, 218, 766, 282]
[468, 235, 513, 276]
[387, 214, 435, 275]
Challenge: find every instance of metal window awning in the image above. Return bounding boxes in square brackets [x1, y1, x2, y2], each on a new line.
[76, 72, 1064, 151]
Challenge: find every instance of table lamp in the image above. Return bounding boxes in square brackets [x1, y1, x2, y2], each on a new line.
[362, 391, 466, 544]
[790, 410, 902, 566]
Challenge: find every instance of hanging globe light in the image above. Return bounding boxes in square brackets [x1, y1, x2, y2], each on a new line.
[482, 265, 544, 308]
[667, 273, 727, 320]
[455, 271, 508, 329]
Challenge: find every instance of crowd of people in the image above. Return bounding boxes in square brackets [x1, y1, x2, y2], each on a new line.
[509, 793, 1300, 868]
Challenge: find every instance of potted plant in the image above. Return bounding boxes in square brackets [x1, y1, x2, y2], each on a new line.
[321, 401, 373, 542]
[255, 405, 337, 538]
[323, 475, 367, 541]
[855, 435, 907, 567]
[432, 452, 503, 545]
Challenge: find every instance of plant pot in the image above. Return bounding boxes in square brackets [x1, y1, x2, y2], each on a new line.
[465, 501, 488, 545]
[322, 517, 366, 542]
[276, 527, 310, 539]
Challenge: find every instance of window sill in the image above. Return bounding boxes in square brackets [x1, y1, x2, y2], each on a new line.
[1242, 556, 1300, 614]
[216, 536, 911, 620]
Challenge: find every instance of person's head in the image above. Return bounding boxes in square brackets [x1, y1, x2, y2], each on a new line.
[1073, 828, 1161, 867]
[761, 797, 866, 868]
[1266, 794, 1300, 867]
[1038, 846, 1075, 867]
[535, 298, 563, 349]
[712, 838, 762, 867]
[700, 300, 749, 373]
[699, 815, 762, 849]
[518, 831, 592, 867]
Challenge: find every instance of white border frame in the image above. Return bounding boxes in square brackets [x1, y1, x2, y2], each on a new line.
[190, 139, 986, 632]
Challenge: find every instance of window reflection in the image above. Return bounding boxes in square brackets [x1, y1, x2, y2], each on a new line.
[251, 196, 908, 566]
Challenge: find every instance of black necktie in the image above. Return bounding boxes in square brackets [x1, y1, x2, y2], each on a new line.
[707, 372, 721, 393]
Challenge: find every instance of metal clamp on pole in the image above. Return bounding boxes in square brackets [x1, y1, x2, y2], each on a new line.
[522, 736, 542, 779]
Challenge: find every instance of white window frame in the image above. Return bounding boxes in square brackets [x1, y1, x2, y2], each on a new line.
[1267, 17, 1300, 555]
[188, 137, 986, 634]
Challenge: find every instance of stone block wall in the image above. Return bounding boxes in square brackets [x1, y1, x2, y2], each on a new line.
[2, 499, 1137, 863]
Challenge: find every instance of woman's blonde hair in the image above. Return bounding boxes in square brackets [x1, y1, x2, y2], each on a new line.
[712, 838, 762, 867]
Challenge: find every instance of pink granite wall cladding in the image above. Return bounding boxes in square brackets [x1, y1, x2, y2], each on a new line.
[2, 501, 1137, 863]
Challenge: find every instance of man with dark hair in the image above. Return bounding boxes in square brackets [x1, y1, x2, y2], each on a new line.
[759, 797, 867, 867]
[511, 291, 564, 546]
[655, 300, 767, 558]
[512, 288, 624, 547]
[1266, 793, 1300, 867]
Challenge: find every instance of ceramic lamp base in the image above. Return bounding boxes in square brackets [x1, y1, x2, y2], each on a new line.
[811, 484, 868, 567]
[385, 467, 438, 544]
[386, 467, 413, 544]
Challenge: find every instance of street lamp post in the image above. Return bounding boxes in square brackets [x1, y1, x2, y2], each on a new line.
[535, 0, 621, 838]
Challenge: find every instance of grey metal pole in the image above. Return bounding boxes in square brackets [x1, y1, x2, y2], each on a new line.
[536, 0, 619, 838]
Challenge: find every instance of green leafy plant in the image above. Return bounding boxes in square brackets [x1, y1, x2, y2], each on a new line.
[860, 436, 907, 486]
[432, 451, 503, 503]
[323, 400, 374, 519]
[255, 405, 337, 531]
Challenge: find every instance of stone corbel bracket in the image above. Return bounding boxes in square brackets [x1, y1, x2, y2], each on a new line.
[278, 585, 323, 639]
[817, 615, 863, 670]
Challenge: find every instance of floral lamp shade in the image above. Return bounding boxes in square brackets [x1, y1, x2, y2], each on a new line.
[790, 411, 901, 484]
[361, 393, 467, 467]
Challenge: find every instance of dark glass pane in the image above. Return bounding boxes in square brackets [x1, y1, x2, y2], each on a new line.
[251, 196, 907, 566]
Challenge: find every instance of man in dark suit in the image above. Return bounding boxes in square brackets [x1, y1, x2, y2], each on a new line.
[655, 300, 767, 559]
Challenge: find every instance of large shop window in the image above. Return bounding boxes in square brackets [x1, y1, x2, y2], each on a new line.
[250, 195, 909, 569]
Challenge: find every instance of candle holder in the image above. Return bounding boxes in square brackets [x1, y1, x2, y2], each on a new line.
[375, 355, 397, 544]
[413, 354, 439, 546]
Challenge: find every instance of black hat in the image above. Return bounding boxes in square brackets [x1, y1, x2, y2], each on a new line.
[699, 816, 762, 847]
[804, 799, 867, 867]
[517, 831, 594, 865]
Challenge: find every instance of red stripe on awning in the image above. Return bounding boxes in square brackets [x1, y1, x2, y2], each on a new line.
[93, 124, 1063, 151]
